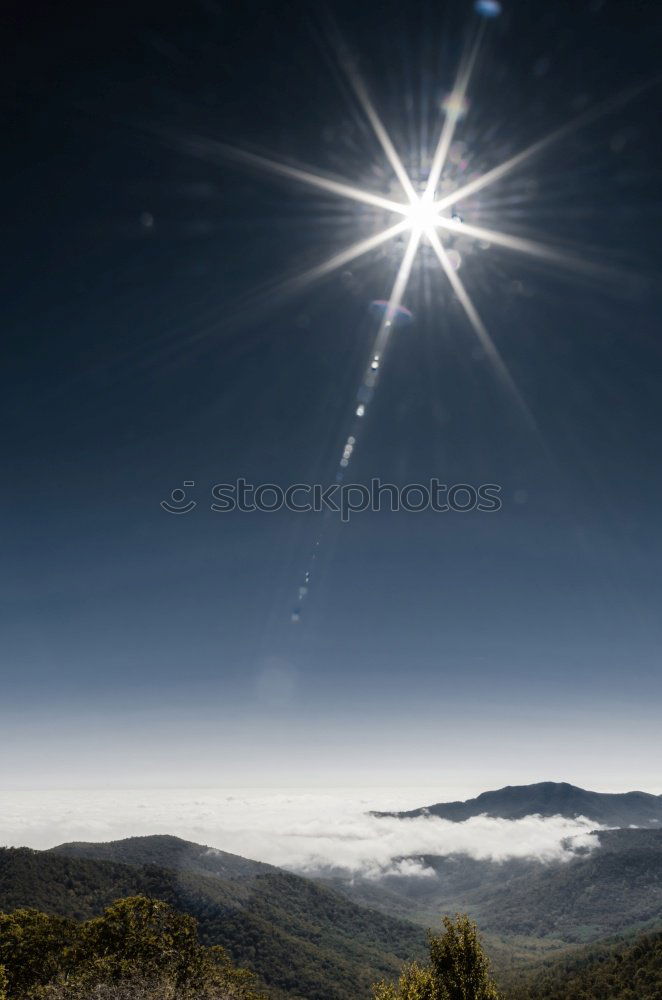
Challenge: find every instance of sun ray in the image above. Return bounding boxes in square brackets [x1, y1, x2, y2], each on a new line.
[431, 78, 660, 214]
[174, 134, 409, 215]
[433, 123, 582, 214]
[341, 62, 419, 205]
[423, 27, 483, 203]
[143, 220, 412, 371]
[426, 227, 536, 428]
[435, 216, 611, 277]
[370, 228, 422, 363]
[270, 220, 411, 300]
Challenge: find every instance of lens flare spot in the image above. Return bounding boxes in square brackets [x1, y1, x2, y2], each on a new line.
[442, 93, 470, 120]
[446, 249, 462, 271]
[369, 300, 414, 325]
[475, 0, 502, 17]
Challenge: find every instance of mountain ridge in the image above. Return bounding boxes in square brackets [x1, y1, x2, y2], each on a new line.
[372, 781, 662, 826]
[48, 833, 277, 879]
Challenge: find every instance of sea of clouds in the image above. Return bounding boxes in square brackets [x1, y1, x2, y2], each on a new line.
[0, 788, 602, 877]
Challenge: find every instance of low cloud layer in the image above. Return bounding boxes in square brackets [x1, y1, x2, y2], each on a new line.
[0, 788, 602, 877]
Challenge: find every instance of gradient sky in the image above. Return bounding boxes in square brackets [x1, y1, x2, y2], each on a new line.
[2, 0, 661, 794]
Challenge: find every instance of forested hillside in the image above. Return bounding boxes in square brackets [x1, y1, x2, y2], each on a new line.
[49, 835, 275, 879]
[462, 829, 662, 941]
[508, 930, 662, 1000]
[0, 846, 424, 1000]
[326, 828, 662, 949]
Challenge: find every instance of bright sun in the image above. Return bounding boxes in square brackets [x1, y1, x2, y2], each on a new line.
[402, 197, 441, 236]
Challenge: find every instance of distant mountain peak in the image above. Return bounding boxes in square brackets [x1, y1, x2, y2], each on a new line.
[373, 781, 662, 827]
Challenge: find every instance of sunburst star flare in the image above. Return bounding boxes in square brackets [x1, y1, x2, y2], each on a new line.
[175, 50, 602, 397]
[170, 35, 620, 621]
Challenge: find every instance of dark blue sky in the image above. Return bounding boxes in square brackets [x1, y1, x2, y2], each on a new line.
[2, 0, 661, 790]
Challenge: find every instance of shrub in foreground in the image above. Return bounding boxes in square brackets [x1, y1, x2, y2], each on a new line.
[0, 896, 265, 1000]
[373, 914, 501, 1000]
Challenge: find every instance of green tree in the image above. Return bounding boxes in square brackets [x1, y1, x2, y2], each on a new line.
[73, 896, 203, 986]
[373, 915, 501, 1000]
[0, 909, 75, 996]
[68, 897, 264, 998]
[0, 897, 265, 1000]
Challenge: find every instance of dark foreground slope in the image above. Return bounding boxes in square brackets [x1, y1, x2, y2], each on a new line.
[375, 781, 662, 826]
[0, 841, 424, 1000]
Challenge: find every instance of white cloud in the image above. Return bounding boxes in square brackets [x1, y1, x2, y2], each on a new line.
[0, 788, 602, 877]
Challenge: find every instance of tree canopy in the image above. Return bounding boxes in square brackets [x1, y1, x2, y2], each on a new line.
[373, 914, 502, 1000]
[0, 896, 265, 1000]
